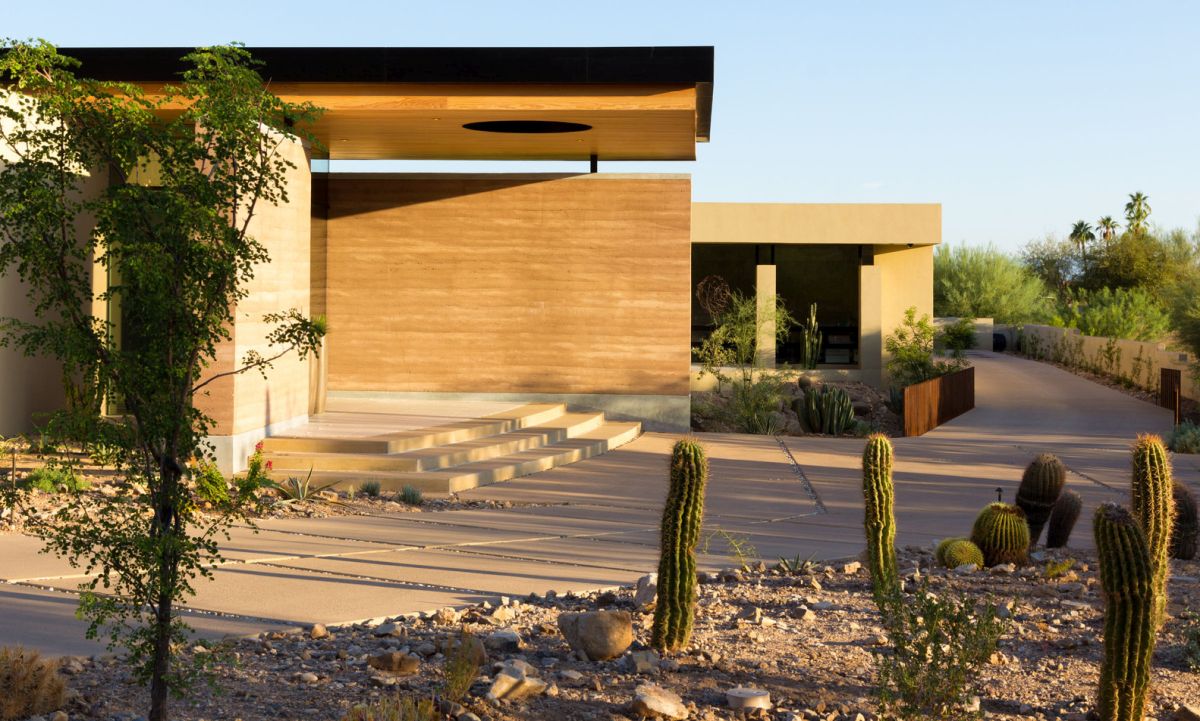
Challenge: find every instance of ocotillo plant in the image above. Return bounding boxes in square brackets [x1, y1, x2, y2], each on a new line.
[1130, 434, 1175, 625]
[1094, 502, 1157, 721]
[1047, 490, 1083, 548]
[1171, 480, 1198, 561]
[652, 438, 709, 653]
[970, 503, 1030, 567]
[862, 433, 897, 601]
[1015, 453, 1066, 545]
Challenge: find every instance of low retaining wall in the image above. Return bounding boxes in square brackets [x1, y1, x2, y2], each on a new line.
[1007, 324, 1197, 401]
[690, 365, 864, 392]
[903, 366, 975, 437]
[934, 317, 995, 351]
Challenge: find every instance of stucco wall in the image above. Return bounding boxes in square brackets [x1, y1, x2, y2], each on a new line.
[1014, 323, 1197, 400]
[692, 202, 941, 247]
[198, 132, 312, 471]
[320, 173, 692, 407]
[860, 244, 936, 387]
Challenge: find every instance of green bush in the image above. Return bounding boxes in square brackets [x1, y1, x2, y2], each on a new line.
[1054, 287, 1170, 341]
[940, 317, 976, 359]
[361, 480, 382, 497]
[399, 485, 423, 506]
[885, 307, 964, 390]
[191, 461, 229, 505]
[22, 466, 88, 493]
[727, 375, 785, 435]
[873, 586, 1008, 720]
[935, 243, 1051, 323]
[1170, 421, 1200, 454]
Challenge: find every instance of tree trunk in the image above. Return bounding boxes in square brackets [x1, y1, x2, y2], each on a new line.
[148, 462, 180, 721]
[148, 589, 172, 721]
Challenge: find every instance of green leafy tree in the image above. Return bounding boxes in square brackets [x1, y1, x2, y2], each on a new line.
[1055, 287, 1171, 342]
[1125, 191, 1151, 236]
[1086, 231, 1171, 291]
[934, 243, 1051, 323]
[1021, 234, 1078, 295]
[0, 41, 324, 720]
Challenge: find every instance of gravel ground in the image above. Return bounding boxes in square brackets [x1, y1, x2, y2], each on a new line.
[40, 547, 1200, 721]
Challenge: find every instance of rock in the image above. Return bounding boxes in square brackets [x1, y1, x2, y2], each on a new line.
[51, 713, 68, 721]
[793, 606, 817, 623]
[485, 629, 522, 653]
[558, 610, 633, 661]
[631, 683, 689, 720]
[366, 651, 420, 675]
[1175, 705, 1200, 721]
[458, 714, 482, 721]
[486, 661, 548, 701]
[842, 561, 862, 575]
[726, 687, 772, 711]
[989, 563, 1016, 574]
[415, 641, 437, 657]
[297, 671, 318, 684]
[953, 563, 979, 574]
[738, 606, 763, 624]
[309, 623, 329, 640]
[433, 607, 460, 625]
[634, 573, 658, 610]
[630, 649, 661, 673]
[441, 633, 487, 666]
[372, 622, 403, 638]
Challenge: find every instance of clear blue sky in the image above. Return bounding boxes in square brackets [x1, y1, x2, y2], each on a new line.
[8, 0, 1199, 251]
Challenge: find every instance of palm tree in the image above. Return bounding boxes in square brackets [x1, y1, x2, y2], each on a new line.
[1124, 192, 1151, 236]
[1096, 215, 1120, 243]
[1069, 220, 1095, 264]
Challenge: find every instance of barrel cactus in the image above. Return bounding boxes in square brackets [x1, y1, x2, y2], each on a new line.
[970, 503, 1030, 567]
[1130, 434, 1175, 626]
[651, 438, 708, 653]
[796, 385, 856, 436]
[935, 537, 984, 569]
[1015, 453, 1066, 545]
[1094, 502, 1157, 721]
[1171, 481, 1198, 561]
[1046, 490, 1083, 549]
[862, 433, 897, 599]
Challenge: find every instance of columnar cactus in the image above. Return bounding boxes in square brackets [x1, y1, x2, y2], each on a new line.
[1015, 453, 1066, 545]
[935, 537, 984, 569]
[1171, 481, 1198, 561]
[1094, 502, 1157, 721]
[1046, 490, 1083, 549]
[862, 434, 897, 599]
[652, 438, 708, 653]
[797, 386, 856, 436]
[1130, 434, 1175, 625]
[970, 503, 1030, 567]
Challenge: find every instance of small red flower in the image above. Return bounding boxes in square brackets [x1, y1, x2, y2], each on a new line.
[265, 460, 273, 471]
[255, 441, 264, 453]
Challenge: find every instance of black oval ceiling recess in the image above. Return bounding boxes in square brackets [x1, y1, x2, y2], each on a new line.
[463, 120, 592, 133]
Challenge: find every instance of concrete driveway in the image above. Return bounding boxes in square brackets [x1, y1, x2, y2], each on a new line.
[3, 350, 1196, 655]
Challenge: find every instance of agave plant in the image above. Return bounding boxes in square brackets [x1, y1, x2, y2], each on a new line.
[265, 467, 340, 504]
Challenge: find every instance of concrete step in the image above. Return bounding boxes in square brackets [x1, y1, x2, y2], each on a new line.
[264, 412, 606, 474]
[288, 420, 642, 494]
[260, 403, 566, 455]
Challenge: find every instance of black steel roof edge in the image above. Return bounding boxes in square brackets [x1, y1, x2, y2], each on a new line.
[46, 46, 714, 85]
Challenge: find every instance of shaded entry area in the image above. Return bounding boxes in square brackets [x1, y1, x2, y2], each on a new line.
[691, 243, 861, 367]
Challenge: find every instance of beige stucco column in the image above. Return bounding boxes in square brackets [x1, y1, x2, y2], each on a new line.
[755, 264, 777, 368]
[859, 262, 883, 388]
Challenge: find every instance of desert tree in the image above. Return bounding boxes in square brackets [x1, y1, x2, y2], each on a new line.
[0, 41, 324, 721]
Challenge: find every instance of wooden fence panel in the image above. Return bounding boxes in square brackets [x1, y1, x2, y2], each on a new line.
[1160, 367, 1182, 425]
[903, 366, 976, 437]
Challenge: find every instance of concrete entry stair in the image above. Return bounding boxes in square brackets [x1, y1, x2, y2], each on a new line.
[257, 402, 641, 494]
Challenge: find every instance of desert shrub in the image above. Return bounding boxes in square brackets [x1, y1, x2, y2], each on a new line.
[1183, 609, 1200, 672]
[399, 485, 423, 506]
[1054, 287, 1170, 342]
[361, 480, 382, 498]
[440, 629, 482, 702]
[0, 646, 66, 721]
[885, 307, 964, 390]
[935, 243, 1051, 323]
[22, 465, 88, 493]
[940, 317, 976, 360]
[726, 375, 785, 435]
[340, 695, 437, 721]
[1170, 421, 1200, 454]
[873, 587, 1008, 720]
[191, 461, 229, 505]
[696, 289, 797, 389]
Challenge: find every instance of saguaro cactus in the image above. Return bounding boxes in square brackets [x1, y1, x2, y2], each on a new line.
[1130, 434, 1175, 625]
[652, 438, 709, 653]
[1094, 502, 1157, 721]
[970, 503, 1030, 567]
[1046, 490, 1083, 548]
[862, 433, 897, 599]
[1015, 453, 1066, 545]
[1171, 481, 1198, 561]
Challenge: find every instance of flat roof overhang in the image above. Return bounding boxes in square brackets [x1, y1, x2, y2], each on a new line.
[52, 46, 714, 161]
[692, 203, 943, 247]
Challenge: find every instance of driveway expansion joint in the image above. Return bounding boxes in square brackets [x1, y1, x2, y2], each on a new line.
[775, 436, 827, 514]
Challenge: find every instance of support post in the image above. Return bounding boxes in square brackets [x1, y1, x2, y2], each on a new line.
[756, 264, 777, 368]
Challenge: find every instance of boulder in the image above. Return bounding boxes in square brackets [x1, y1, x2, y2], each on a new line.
[486, 661, 548, 701]
[631, 683, 688, 720]
[634, 574, 658, 610]
[484, 629, 522, 653]
[726, 687, 772, 711]
[366, 651, 420, 675]
[558, 610, 634, 661]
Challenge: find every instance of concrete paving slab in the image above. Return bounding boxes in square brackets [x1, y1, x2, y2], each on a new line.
[0, 584, 295, 657]
[273, 547, 641, 596]
[389, 507, 655, 538]
[217, 526, 399, 563]
[449, 537, 664, 573]
[0, 535, 85, 582]
[244, 515, 556, 548]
